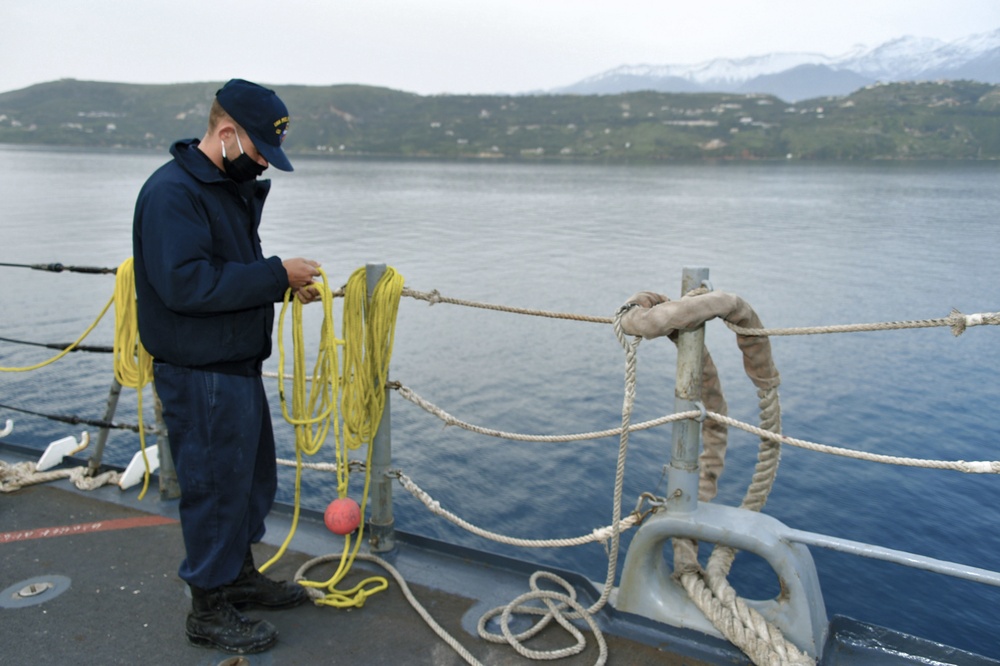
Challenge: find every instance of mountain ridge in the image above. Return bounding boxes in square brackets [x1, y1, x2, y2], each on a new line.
[554, 28, 1000, 101]
[3, 79, 1000, 162]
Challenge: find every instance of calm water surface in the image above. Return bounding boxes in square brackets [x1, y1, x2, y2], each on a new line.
[2, 145, 1000, 656]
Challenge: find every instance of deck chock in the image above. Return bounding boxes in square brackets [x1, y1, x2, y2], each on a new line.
[118, 444, 159, 490]
[36, 432, 89, 471]
[616, 502, 829, 659]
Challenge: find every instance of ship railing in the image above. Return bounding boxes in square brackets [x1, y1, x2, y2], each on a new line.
[4, 261, 1000, 665]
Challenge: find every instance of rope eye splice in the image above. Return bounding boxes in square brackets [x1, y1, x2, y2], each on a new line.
[264, 265, 404, 610]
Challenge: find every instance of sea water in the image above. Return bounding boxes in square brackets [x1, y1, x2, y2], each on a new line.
[2, 145, 1000, 656]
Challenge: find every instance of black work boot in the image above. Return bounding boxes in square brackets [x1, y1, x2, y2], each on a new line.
[186, 585, 278, 654]
[220, 550, 311, 610]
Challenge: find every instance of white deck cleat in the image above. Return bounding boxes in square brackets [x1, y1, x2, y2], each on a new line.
[118, 445, 160, 490]
[36, 432, 89, 471]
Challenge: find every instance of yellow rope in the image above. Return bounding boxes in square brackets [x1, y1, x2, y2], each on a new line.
[263, 266, 404, 609]
[261, 269, 340, 574]
[112, 258, 154, 500]
[113, 258, 153, 391]
[342, 266, 405, 450]
[0, 258, 155, 499]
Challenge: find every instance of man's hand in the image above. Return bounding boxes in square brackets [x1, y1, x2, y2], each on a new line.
[293, 285, 322, 304]
[283, 257, 321, 290]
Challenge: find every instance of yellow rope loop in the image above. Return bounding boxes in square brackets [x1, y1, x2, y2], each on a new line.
[276, 272, 340, 458]
[265, 268, 341, 573]
[112, 257, 155, 499]
[341, 267, 405, 450]
[264, 265, 404, 610]
[299, 533, 391, 608]
[113, 257, 153, 390]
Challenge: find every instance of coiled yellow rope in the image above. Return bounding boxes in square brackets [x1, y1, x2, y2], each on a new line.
[113, 258, 153, 390]
[262, 266, 404, 609]
[112, 258, 154, 499]
[0, 258, 155, 497]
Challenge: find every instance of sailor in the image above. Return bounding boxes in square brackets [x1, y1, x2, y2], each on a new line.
[132, 78, 321, 654]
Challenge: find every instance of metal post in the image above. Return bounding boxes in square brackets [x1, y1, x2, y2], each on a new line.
[366, 262, 395, 552]
[153, 385, 180, 499]
[665, 267, 709, 514]
[87, 378, 122, 474]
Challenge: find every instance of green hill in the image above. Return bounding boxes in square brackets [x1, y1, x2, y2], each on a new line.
[2, 79, 999, 161]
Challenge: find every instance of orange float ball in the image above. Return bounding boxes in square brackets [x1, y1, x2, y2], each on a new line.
[324, 497, 361, 535]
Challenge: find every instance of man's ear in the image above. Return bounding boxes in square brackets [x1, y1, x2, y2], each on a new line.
[217, 124, 237, 141]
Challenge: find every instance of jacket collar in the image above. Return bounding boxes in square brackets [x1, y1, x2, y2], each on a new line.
[169, 138, 271, 198]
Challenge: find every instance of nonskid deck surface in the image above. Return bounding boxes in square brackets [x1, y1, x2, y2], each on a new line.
[0, 455, 722, 665]
[4, 444, 999, 666]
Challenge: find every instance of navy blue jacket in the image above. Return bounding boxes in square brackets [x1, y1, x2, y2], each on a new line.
[132, 139, 288, 373]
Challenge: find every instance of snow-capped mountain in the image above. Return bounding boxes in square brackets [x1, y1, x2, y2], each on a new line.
[554, 28, 1000, 101]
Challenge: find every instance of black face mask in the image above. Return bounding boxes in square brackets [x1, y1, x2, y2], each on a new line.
[221, 132, 266, 182]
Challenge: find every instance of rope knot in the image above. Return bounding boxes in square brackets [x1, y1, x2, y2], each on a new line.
[947, 308, 968, 336]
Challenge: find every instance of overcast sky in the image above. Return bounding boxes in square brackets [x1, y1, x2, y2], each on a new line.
[2, 0, 998, 96]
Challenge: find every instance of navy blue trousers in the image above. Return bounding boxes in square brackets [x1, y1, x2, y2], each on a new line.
[153, 363, 277, 590]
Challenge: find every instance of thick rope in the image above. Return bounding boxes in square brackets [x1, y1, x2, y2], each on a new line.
[295, 552, 484, 666]
[726, 309, 1000, 337]
[673, 386, 812, 665]
[462, 322, 646, 665]
[402, 287, 613, 324]
[710, 411, 1000, 473]
[615, 289, 812, 665]
[679, 570, 812, 665]
[395, 383, 689, 441]
[396, 472, 640, 548]
[448, 320, 641, 665]
[395, 384, 1000, 473]
[401, 287, 1000, 341]
[0, 459, 120, 493]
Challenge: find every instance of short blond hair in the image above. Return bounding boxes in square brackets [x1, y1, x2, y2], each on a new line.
[207, 99, 241, 133]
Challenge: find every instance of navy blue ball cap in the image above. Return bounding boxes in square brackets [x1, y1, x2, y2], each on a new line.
[216, 79, 293, 172]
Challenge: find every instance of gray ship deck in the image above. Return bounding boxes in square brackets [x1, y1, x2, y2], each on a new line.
[1, 445, 732, 665]
[3, 443, 997, 665]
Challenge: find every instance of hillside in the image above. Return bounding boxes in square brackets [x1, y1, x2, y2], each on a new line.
[1, 79, 999, 161]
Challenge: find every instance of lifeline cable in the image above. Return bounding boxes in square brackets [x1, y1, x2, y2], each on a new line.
[0, 295, 114, 373]
[0, 261, 117, 274]
[0, 336, 114, 353]
[0, 402, 144, 432]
